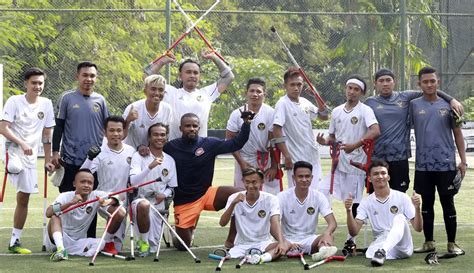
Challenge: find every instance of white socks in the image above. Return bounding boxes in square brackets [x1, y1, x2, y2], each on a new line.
[52, 231, 64, 250]
[10, 228, 23, 246]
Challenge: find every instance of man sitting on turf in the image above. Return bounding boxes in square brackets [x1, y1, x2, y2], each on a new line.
[45, 169, 126, 261]
[163, 112, 251, 249]
[220, 168, 289, 264]
[129, 123, 177, 256]
[344, 159, 422, 266]
[277, 161, 338, 260]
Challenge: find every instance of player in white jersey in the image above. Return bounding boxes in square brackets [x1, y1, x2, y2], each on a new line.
[129, 123, 177, 256]
[45, 170, 126, 261]
[146, 52, 234, 140]
[345, 160, 422, 266]
[226, 78, 279, 194]
[123, 74, 172, 153]
[0, 68, 55, 254]
[273, 67, 328, 189]
[220, 168, 289, 264]
[317, 75, 380, 204]
[80, 116, 135, 254]
[278, 161, 337, 258]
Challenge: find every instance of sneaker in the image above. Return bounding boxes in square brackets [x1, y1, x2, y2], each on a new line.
[137, 240, 150, 257]
[414, 241, 436, 253]
[312, 246, 338, 261]
[8, 239, 32, 254]
[343, 239, 356, 256]
[371, 249, 386, 266]
[247, 254, 262, 265]
[103, 242, 118, 255]
[447, 242, 465, 255]
[50, 248, 68, 262]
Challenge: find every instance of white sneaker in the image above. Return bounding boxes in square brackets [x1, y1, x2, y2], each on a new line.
[312, 246, 337, 261]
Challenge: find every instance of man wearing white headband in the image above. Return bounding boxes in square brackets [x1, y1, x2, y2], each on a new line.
[317, 74, 380, 251]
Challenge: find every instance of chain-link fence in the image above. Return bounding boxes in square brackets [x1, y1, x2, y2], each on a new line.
[1, 0, 473, 129]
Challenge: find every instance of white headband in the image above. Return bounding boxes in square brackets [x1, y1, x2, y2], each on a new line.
[346, 78, 365, 91]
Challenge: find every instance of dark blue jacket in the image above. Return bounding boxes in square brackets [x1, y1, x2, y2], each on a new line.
[164, 122, 250, 205]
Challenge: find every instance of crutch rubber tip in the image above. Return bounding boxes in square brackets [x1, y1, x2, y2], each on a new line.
[165, 243, 171, 247]
[41, 246, 46, 252]
[154, 258, 159, 262]
[215, 267, 221, 271]
[89, 262, 94, 266]
[304, 264, 310, 270]
[125, 256, 133, 261]
[195, 258, 201, 263]
[236, 265, 241, 269]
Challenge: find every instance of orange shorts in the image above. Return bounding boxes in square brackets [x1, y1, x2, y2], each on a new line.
[174, 187, 218, 229]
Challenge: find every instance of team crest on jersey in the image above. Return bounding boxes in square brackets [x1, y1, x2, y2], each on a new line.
[195, 147, 204, 156]
[93, 102, 100, 113]
[390, 205, 399, 214]
[86, 206, 93, 214]
[306, 207, 315, 215]
[196, 95, 203, 102]
[37, 111, 44, 120]
[350, 116, 359, 124]
[258, 210, 266, 218]
[162, 168, 169, 177]
[439, 108, 449, 116]
[257, 123, 266, 131]
[73, 104, 80, 109]
[396, 100, 404, 108]
[126, 157, 132, 164]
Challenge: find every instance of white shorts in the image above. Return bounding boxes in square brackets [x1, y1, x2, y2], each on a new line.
[44, 231, 102, 257]
[9, 168, 38, 194]
[233, 161, 281, 195]
[288, 234, 319, 254]
[229, 240, 274, 258]
[286, 162, 321, 190]
[131, 198, 164, 248]
[320, 169, 365, 203]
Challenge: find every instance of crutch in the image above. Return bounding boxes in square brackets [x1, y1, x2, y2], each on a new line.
[42, 167, 48, 251]
[126, 189, 136, 260]
[0, 151, 9, 211]
[149, 205, 201, 263]
[89, 204, 125, 266]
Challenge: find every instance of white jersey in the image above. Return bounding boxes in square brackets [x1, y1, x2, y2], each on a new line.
[84, 144, 135, 192]
[122, 99, 172, 148]
[226, 103, 274, 166]
[277, 187, 333, 242]
[163, 83, 219, 140]
[129, 151, 177, 210]
[329, 101, 378, 175]
[273, 95, 320, 165]
[356, 190, 415, 240]
[1, 95, 55, 168]
[54, 191, 107, 240]
[225, 191, 280, 245]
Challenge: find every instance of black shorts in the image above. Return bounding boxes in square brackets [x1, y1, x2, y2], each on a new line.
[414, 170, 457, 197]
[387, 159, 410, 192]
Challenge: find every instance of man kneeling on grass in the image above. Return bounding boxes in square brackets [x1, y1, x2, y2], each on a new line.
[345, 159, 422, 266]
[219, 167, 289, 264]
[45, 169, 126, 261]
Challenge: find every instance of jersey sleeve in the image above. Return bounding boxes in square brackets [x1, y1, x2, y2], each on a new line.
[328, 110, 337, 135]
[1, 97, 17, 122]
[355, 199, 368, 223]
[363, 106, 379, 127]
[224, 193, 238, 216]
[317, 192, 333, 217]
[122, 103, 132, 120]
[202, 83, 220, 102]
[53, 192, 70, 205]
[269, 195, 281, 217]
[309, 102, 319, 121]
[401, 90, 423, 102]
[101, 98, 109, 122]
[163, 84, 178, 104]
[56, 92, 69, 120]
[276, 192, 286, 218]
[167, 157, 178, 188]
[129, 152, 143, 178]
[403, 194, 416, 220]
[44, 99, 56, 128]
[273, 101, 286, 127]
[226, 109, 241, 133]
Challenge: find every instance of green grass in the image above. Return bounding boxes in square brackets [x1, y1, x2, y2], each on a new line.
[0, 158, 473, 272]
